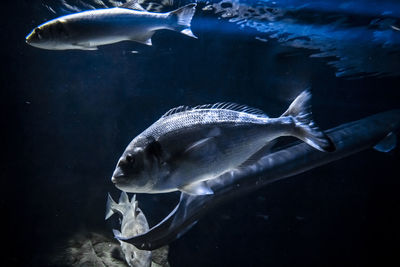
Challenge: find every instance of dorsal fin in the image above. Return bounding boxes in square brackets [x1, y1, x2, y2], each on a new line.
[119, 191, 129, 204]
[161, 102, 268, 118]
[196, 103, 267, 116]
[120, 0, 146, 11]
[161, 105, 192, 118]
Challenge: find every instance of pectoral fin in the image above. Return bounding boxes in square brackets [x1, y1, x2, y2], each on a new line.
[184, 137, 214, 154]
[183, 128, 220, 156]
[374, 132, 397, 152]
[179, 181, 213, 195]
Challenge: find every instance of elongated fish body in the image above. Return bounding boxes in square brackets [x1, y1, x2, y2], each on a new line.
[25, 3, 197, 50]
[112, 91, 335, 195]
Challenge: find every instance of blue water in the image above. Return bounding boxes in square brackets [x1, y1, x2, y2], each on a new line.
[4, 0, 400, 266]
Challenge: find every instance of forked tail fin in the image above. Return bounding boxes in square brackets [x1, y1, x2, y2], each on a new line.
[105, 193, 118, 220]
[105, 192, 130, 220]
[169, 3, 197, 38]
[282, 90, 336, 152]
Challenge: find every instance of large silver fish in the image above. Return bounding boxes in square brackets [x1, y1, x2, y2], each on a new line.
[25, 1, 197, 50]
[116, 109, 400, 250]
[111, 90, 335, 195]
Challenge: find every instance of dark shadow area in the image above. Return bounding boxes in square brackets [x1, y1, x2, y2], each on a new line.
[2, 1, 400, 266]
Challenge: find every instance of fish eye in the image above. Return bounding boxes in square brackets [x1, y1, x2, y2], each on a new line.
[126, 153, 135, 164]
[35, 28, 43, 39]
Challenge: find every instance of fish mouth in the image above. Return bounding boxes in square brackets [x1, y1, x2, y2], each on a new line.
[111, 175, 125, 184]
[25, 32, 33, 44]
[25, 27, 38, 43]
[111, 169, 126, 184]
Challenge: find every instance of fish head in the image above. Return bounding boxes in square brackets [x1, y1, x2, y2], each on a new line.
[26, 19, 70, 50]
[112, 137, 164, 193]
[121, 243, 151, 267]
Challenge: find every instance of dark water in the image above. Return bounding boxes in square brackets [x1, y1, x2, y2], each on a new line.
[3, 0, 400, 266]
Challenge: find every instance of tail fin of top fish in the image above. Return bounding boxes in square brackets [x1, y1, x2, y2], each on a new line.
[281, 90, 336, 152]
[169, 3, 197, 38]
[105, 192, 131, 220]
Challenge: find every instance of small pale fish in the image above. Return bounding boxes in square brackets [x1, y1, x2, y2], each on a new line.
[106, 192, 170, 266]
[106, 192, 152, 266]
[26, 1, 197, 50]
[111, 90, 335, 196]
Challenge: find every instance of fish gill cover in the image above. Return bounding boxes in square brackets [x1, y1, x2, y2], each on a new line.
[43, 0, 400, 78]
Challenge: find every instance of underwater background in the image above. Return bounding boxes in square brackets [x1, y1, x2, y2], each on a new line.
[3, 0, 400, 266]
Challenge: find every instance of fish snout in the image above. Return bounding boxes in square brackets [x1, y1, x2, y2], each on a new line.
[26, 27, 45, 46]
[25, 32, 34, 44]
[111, 168, 125, 183]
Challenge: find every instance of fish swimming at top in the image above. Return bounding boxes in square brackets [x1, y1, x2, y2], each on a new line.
[25, 1, 197, 50]
[111, 90, 335, 196]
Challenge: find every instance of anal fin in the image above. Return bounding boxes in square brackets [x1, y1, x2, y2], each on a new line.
[179, 181, 213, 195]
[133, 31, 155, 46]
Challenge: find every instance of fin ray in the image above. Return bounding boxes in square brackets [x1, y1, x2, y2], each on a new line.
[282, 90, 335, 152]
[169, 3, 197, 38]
[161, 102, 268, 118]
